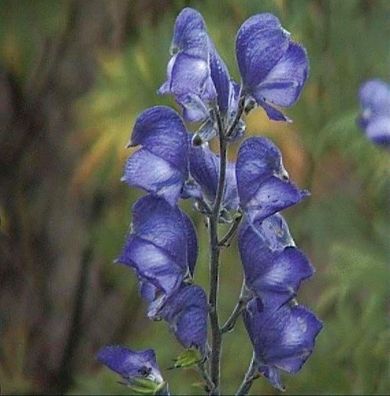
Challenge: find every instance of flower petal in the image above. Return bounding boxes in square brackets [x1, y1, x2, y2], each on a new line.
[130, 106, 188, 172]
[243, 300, 322, 390]
[131, 195, 188, 268]
[124, 106, 189, 205]
[118, 235, 184, 297]
[209, 44, 231, 114]
[258, 100, 291, 122]
[171, 8, 208, 58]
[97, 346, 163, 384]
[169, 53, 211, 99]
[122, 149, 184, 206]
[236, 13, 290, 89]
[359, 79, 390, 118]
[239, 216, 313, 308]
[254, 42, 309, 107]
[159, 284, 208, 353]
[246, 176, 309, 221]
[365, 116, 390, 147]
[236, 137, 287, 205]
[182, 214, 198, 276]
[237, 137, 307, 219]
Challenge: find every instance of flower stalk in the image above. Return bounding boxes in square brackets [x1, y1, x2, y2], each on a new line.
[208, 108, 227, 394]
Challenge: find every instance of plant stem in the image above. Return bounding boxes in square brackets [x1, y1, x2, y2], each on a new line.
[218, 213, 242, 247]
[220, 281, 247, 334]
[208, 109, 227, 395]
[235, 354, 258, 396]
[198, 360, 214, 393]
[226, 95, 246, 138]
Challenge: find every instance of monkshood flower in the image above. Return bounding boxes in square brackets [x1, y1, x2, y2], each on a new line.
[243, 299, 323, 391]
[238, 214, 314, 308]
[158, 8, 216, 122]
[122, 106, 189, 206]
[157, 283, 208, 354]
[97, 346, 166, 393]
[236, 137, 309, 221]
[358, 79, 390, 147]
[117, 195, 197, 308]
[236, 13, 309, 122]
[159, 8, 244, 142]
[185, 143, 239, 211]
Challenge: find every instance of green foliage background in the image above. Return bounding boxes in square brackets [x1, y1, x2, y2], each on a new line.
[0, 0, 389, 395]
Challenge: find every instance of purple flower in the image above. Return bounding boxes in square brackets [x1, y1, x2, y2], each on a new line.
[122, 106, 189, 206]
[186, 143, 239, 210]
[236, 137, 308, 221]
[158, 8, 216, 122]
[117, 195, 197, 302]
[157, 284, 208, 354]
[97, 346, 163, 385]
[358, 79, 390, 147]
[238, 214, 314, 308]
[236, 13, 309, 121]
[243, 299, 323, 391]
[159, 8, 245, 142]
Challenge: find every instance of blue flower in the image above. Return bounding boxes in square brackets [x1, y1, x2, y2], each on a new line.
[117, 195, 197, 305]
[358, 79, 390, 147]
[159, 8, 245, 142]
[236, 13, 309, 122]
[122, 106, 189, 206]
[243, 299, 323, 391]
[157, 283, 208, 354]
[238, 214, 314, 308]
[185, 143, 238, 210]
[97, 346, 164, 385]
[236, 137, 309, 221]
[158, 8, 216, 122]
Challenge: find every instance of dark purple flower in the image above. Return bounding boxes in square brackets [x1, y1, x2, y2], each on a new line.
[117, 195, 197, 301]
[236, 13, 308, 121]
[157, 284, 208, 354]
[243, 299, 323, 391]
[122, 106, 189, 206]
[187, 143, 239, 210]
[238, 214, 314, 308]
[97, 346, 163, 384]
[236, 137, 308, 221]
[358, 79, 390, 147]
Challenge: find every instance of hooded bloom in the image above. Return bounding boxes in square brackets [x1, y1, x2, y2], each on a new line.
[236, 137, 309, 221]
[157, 283, 208, 354]
[236, 13, 309, 122]
[117, 195, 197, 307]
[97, 346, 164, 385]
[243, 299, 323, 391]
[238, 214, 314, 308]
[158, 8, 216, 122]
[122, 106, 189, 206]
[358, 79, 390, 147]
[159, 7, 245, 142]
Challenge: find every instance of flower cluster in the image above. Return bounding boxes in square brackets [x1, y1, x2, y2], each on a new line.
[358, 79, 390, 147]
[98, 7, 322, 394]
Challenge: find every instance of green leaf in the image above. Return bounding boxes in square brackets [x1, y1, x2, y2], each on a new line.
[126, 378, 166, 395]
[171, 348, 202, 369]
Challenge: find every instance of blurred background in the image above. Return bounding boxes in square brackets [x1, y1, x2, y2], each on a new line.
[0, 0, 389, 394]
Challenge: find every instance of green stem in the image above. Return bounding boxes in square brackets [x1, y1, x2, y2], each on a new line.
[235, 354, 258, 396]
[220, 281, 248, 334]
